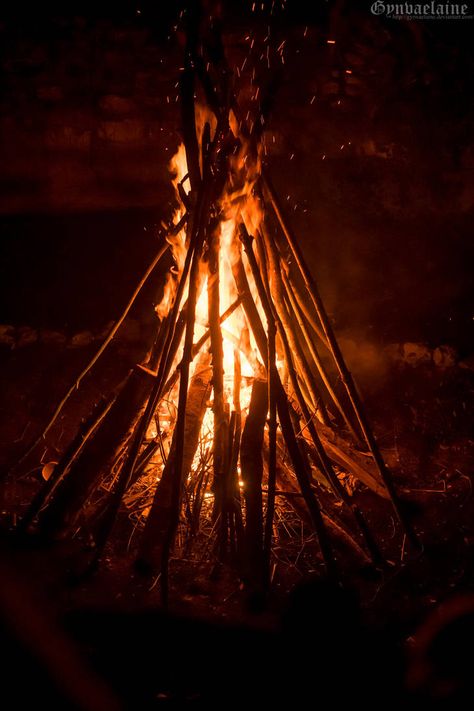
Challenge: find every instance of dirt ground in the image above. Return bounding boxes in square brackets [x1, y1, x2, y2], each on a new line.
[1, 328, 473, 643]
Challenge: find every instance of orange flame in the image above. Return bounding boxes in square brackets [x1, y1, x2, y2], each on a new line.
[152, 105, 276, 473]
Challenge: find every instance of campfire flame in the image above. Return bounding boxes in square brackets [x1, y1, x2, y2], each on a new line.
[156, 114, 269, 405]
[138, 105, 283, 521]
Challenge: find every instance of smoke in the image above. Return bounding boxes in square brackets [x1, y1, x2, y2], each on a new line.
[337, 334, 390, 394]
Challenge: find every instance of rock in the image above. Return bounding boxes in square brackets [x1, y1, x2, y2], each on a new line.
[433, 345, 457, 368]
[384, 343, 403, 361]
[42, 461, 58, 481]
[16, 326, 38, 348]
[40, 330, 67, 346]
[401, 342, 432, 366]
[0, 324, 15, 348]
[69, 330, 95, 348]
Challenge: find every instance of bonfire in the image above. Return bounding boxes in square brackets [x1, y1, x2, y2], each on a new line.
[14, 8, 419, 605]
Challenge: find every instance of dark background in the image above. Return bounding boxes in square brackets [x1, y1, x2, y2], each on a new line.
[0, 0, 473, 355]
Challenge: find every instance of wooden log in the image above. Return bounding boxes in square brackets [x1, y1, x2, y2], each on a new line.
[296, 419, 385, 564]
[225, 409, 244, 561]
[17, 395, 116, 534]
[207, 222, 227, 529]
[148, 311, 172, 372]
[315, 422, 389, 499]
[136, 352, 212, 573]
[36, 366, 155, 537]
[260, 225, 330, 424]
[158, 296, 241, 400]
[233, 347, 241, 415]
[281, 267, 360, 441]
[254, 231, 335, 497]
[272, 453, 371, 566]
[236, 225, 277, 582]
[259, 229, 383, 563]
[179, 5, 202, 195]
[74, 297, 190, 563]
[264, 318, 277, 585]
[281, 262, 327, 346]
[224, 349, 244, 562]
[25, 287, 185, 541]
[240, 379, 268, 591]
[8, 232, 178, 477]
[88, 245, 206, 564]
[158, 115, 231, 604]
[262, 173, 419, 548]
[230, 245, 337, 578]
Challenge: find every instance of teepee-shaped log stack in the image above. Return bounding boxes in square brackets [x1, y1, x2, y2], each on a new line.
[14, 5, 419, 604]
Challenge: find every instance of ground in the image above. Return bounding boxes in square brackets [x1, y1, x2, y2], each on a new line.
[1, 325, 474, 640]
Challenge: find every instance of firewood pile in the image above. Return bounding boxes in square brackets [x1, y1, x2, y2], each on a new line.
[11, 4, 421, 604]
